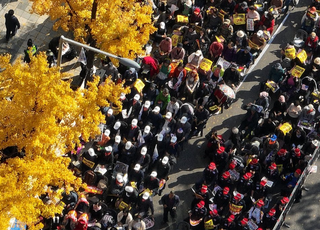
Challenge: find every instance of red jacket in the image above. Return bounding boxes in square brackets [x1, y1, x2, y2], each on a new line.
[257, 14, 275, 34]
[305, 36, 319, 49]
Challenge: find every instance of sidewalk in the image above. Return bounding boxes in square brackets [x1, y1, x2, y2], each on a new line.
[0, 0, 72, 62]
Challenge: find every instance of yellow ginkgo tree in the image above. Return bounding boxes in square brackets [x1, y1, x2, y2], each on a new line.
[0, 52, 129, 230]
[29, 0, 156, 67]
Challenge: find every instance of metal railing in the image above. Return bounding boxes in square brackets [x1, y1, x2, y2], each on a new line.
[272, 146, 320, 230]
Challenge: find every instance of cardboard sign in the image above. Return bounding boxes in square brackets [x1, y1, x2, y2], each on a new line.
[290, 65, 305, 78]
[216, 57, 231, 70]
[246, 18, 255, 31]
[200, 58, 213, 71]
[171, 34, 183, 47]
[233, 13, 246, 25]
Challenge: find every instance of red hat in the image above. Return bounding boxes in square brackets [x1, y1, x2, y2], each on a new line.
[281, 197, 289, 204]
[294, 148, 301, 157]
[260, 179, 267, 187]
[210, 209, 218, 216]
[250, 158, 258, 164]
[234, 193, 242, 200]
[277, 149, 287, 156]
[243, 172, 252, 180]
[268, 208, 276, 216]
[229, 162, 236, 170]
[197, 200, 205, 208]
[223, 187, 230, 195]
[194, 7, 201, 14]
[240, 218, 248, 225]
[310, 6, 317, 13]
[217, 146, 225, 154]
[222, 171, 230, 179]
[228, 215, 235, 222]
[256, 199, 265, 207]
[269, 163, 277, 170]
[201, 185, 208, 193]
[295, 168, 302, 175]
[208, 162, 216, 170]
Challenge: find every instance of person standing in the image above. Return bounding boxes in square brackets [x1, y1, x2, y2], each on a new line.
[161, 191, 180, 224]
[5, 9, 20, 42]
[24, 39, 38, 63]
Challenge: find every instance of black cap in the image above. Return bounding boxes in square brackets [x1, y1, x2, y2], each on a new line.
[177, 43, 183, 48]
[27, 39, 33, 47]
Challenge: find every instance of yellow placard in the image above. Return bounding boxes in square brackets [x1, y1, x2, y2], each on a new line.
[284, 47, 296, 59]
[290, 65, 305, 78]
[279, 122, 292, 135]
[82, 157, 95, 169]
[296, 49, 307, 63]
[200, 58, 213, 72]
[233, 13, 246, 25]
[204, 219, 215, 230]
[215, 35, 225, 43]
[218, 9, 226, 20]
[177, 15, 188, 23]
[133, 79, 145, 93]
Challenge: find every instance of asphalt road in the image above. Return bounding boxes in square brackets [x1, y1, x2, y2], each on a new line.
[151, 1, 320, 230]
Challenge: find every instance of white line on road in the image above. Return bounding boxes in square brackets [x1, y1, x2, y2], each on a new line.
[235, 12, 291, 93]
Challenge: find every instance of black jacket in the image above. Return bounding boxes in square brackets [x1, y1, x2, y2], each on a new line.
[5, 13, 20, 30]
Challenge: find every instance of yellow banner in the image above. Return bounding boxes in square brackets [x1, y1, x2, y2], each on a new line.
[200, 58, 213, 72]
[133, 79, 145, 93]
[284, 47, 296, 59]
[233, 13, 246, 25]
[82, 157, 95, 169]
[290, 65, 305, 78]
[279, 122, 292, 135]
[177, 15, 188, 23]
[248, 39, 260, 50]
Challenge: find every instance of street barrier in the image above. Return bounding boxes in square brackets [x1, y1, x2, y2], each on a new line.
[272, 146, 320, 230]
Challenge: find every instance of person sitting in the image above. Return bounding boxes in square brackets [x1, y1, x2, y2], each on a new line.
[222, 41, 236, 62]
[217, 19, 234, 41]
[235, 46, 253, 69]
[269, 95, 287, 122]
[187, 50, 204, 69]
[170, 43, 186, 63]
[304, 32, 319, 51]
[190, 8, 203, 26]
[223, 63, 241, 89]
[256, 11, 275, 35]
[209, 39, 224, 61]
[232, 30, 248, 49]
[248, 30, 266, 56]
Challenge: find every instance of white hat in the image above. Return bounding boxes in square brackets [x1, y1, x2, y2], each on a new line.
[107, 109, 113, 115]
[144, 125, 151, 134]
[114, 121, 121, 130]
[116, 174, 124, 183]
[120, 93, 126, 100]
[105, 146, 113, 152]
[153, 106, 160, 113]
[165, 112, 172, 119]
[104, 129, 110, 136]
[157, 133, 164, 141]
[171, 135, 177, 143]
[141, 146, 147, 155]
[134, 94, 140, 101]
[195, 50, 202, 56]
[134, 164, 141, 171]
[88, 148, 96, 156]
[257, 30, 263, 37]
[180, 116, 188, 124]
[150, 171, 157, 178]
[125, 186, 134, 193]
[131, 119, 138, 126]
[115, 135, 121, 143]
[237, 30, 245, 38]
[312, 139, 319, 146]
[142, 192, 150, 200]
[308, 104, 314, 110]
[160, 22, 165, 29]
[144, 101, 151, 109]
[162, 156, 169, 164]
[125, 141, 132, 150]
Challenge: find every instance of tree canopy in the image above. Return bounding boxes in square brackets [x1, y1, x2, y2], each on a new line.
[0, 53, 129, 229]
[30, 0, 156, 61]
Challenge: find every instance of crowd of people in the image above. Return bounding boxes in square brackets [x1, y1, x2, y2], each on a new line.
[5, 0, 320, 230]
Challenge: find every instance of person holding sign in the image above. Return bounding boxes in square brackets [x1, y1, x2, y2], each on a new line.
[301, 6, 318, 34]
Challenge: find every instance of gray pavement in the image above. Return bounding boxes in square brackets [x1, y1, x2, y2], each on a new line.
[0, 0, 72, 62]
[1, 0, 319, 230]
